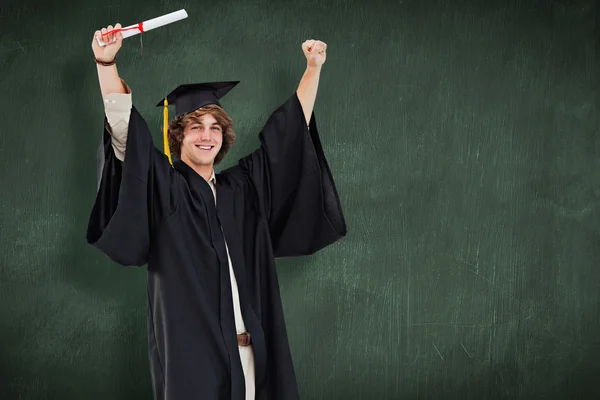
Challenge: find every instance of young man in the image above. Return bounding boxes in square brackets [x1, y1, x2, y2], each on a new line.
[87, 24, 347, 400]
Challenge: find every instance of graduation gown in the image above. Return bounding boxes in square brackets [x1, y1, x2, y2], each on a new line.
[86, 92, 347, 400]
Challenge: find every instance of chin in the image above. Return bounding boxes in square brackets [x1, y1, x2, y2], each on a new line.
[195, 155, 218, 165]
[186, 158, 212, 166]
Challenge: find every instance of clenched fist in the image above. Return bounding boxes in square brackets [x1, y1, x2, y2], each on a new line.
[91, 23, 124, 63]
[302, 40, 327, 68]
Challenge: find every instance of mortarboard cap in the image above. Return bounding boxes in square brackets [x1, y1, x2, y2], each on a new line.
[156, 81, 240, 118]
[157, 81, 239, 165]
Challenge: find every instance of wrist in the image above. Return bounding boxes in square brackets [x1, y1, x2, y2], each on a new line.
[95, 56, 116, 66]
[305, 64, 322, 74]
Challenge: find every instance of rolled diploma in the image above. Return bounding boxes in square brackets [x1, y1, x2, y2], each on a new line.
[97, 9, 188, 46]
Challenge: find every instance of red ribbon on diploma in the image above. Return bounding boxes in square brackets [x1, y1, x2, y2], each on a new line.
[101, 22, 145, 37]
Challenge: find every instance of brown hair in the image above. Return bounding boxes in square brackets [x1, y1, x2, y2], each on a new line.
[167, 104, 235, 165]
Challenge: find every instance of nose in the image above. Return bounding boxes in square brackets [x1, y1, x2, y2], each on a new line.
[200, 127, 211, 141]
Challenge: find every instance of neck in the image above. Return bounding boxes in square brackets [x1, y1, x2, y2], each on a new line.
[181, 156, 214, 182]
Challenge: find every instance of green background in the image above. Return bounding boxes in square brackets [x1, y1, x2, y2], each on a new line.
[1, 0, 598, 398]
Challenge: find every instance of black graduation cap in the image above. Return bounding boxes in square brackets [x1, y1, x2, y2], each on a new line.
[157, 81, 239, 165]
[157, 81, 240, 118]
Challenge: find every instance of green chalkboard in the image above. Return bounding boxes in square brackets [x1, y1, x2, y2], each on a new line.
[0, 0, 598, 398]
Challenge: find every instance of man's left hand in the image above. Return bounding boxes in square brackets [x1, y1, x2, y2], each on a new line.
[302, 40, 327, 69]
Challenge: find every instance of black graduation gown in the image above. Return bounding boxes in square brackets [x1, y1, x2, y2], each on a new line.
[86, 92, 347, 400]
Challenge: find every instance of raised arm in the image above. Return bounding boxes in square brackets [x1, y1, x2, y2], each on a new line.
[296, 40, 327, 125]
[235, 39, 345, 257]
[91, 24, 131, 161]
[87, 24, 176, 266]
[92, 24, 127, 97]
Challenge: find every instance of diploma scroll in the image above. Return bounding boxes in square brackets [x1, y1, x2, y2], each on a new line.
[96, 9, 188, 46]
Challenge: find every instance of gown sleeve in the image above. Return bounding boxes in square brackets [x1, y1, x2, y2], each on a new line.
[237, 92, 347, 257]
[86, 106, 176, 267]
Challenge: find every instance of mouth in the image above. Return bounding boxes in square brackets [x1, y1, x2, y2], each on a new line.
[195, 144, 215, 152]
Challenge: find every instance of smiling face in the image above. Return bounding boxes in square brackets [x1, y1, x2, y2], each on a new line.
[180, 114, 223, 167]
[167, 104, 236, 167]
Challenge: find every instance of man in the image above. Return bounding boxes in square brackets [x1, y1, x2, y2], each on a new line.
[87, 23, 347, 400]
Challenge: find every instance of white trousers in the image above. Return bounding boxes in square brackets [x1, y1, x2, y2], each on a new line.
[239, 345, 256, 399]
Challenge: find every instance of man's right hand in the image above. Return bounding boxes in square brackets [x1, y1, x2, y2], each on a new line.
[92, 24, 123, 62]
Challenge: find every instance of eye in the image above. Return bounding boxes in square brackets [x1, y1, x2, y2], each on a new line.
[212, 126, 221, 131]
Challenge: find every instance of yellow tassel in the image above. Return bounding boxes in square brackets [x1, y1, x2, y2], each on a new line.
[163, 98, 173, 165]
